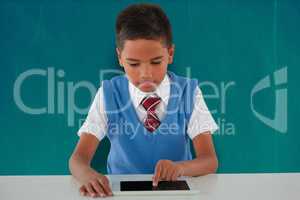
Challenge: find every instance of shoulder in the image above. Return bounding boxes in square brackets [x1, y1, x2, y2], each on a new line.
[102, 74, 127, 89]
[167, 71, 198, 92]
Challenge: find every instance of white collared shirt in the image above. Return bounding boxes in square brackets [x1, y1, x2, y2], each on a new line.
[78, 74, 218, 141]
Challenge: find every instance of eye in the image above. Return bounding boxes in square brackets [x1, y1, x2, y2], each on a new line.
[151, 61, 162, 65]
[129, 63, 139, 67]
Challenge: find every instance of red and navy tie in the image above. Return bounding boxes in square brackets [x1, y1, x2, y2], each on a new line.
[141, 95, 162, 132]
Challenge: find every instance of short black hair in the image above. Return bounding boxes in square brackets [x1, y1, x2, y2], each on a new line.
[115, 3, 173, 50]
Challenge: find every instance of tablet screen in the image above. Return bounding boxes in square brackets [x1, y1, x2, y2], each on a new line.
[120, 180, 190, 191]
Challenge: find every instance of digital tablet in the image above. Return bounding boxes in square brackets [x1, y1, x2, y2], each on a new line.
[108, 176, 200, 196]
[120, 180, 190, 191]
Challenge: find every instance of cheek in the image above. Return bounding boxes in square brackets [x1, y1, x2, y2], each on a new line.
[127, 67, 140, 77]
[124, 66, 140, 82]
[153, 65, 167, 82]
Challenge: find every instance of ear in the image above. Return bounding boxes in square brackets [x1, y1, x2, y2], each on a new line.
[167, 44, 175, 64]
[116, 47, 123, 67]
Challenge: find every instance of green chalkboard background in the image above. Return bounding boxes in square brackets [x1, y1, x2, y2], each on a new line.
[0, 0, 299, 175]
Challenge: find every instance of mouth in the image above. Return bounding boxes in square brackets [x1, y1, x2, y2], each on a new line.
[138, 80, 157, 91]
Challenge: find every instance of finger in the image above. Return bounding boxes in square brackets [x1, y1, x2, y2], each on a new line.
[171, 169, 179, 181]
[98, 178, 113, 196]
[101, 176, 110, 185]
[164, 167, 173, 181]
[165, 167, 175, 181]
[79, 185, 87, 196]
[85, 182, 97, 198]
[153, 163, 161, 186]
[98, 178, 109, 195]
[91, 180, 106, 197]
[160, 165, 167, 180]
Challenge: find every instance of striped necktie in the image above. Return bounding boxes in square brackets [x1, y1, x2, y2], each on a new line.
[141, 95, 162, 132]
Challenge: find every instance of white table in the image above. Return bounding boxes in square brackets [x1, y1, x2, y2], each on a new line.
[1, 173, 299, 200]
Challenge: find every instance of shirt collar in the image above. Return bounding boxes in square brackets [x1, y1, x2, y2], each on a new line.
[128, 74, 170, 108]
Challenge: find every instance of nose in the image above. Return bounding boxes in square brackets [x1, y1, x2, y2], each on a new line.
[140, 64, 152, 79]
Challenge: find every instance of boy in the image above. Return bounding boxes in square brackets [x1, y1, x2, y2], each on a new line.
[69, 3, 218, 198]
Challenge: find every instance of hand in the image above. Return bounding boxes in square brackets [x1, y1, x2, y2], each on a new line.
[78, 168, 113, 198]
[152, 160, 184, 186]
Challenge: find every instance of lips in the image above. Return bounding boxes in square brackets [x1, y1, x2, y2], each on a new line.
[138, 80, 157, 89]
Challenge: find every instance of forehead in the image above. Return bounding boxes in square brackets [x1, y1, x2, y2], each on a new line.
[121, 39, 167, 60]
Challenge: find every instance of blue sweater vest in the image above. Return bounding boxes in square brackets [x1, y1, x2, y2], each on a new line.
[102, 71, 198, 174]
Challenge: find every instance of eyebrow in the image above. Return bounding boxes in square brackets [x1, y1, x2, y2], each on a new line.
[126, 56, 163, 62]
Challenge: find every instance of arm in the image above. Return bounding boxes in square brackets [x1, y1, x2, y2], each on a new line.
[176, 132, 218, 176]
[69, 133, 112, 197]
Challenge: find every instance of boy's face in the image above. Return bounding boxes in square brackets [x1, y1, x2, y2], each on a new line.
[116, 39, 174, 93]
